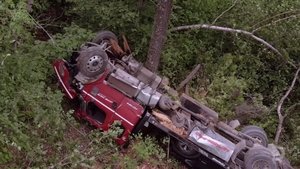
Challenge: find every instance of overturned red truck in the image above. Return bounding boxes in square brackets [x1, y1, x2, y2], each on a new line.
[53, 31, 292, 169]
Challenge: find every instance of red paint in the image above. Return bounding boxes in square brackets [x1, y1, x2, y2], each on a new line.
[53, 59, 144, 145]
[194, 131, 230, 153]
[53, 60, 77, 99]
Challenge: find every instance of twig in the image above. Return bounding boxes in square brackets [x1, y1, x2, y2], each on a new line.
[61, 110, 87, 137]
[65, 117, 87, 137]
[28, 13, 55, 44]
[250, 10, 300, 30]
[212, 0, 238, 24]
[252, 14, 300, 33]
[177, 64, 201, 91]
[1, 54, 10, 67]
[274, 66, 300, 144]
[170, 24, 296, 68]
[50, 141, 93, 169]
[69, 123, 87, 137]
[285, 102, 300, 113]
[40, 23, 64, 28]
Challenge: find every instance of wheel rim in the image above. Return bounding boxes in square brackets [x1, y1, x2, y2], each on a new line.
[252, 160, 270, 169]
[99, 40, 109, 48]
[178, 142, 194, 154]
[253, 136, 263, 143]
[86, 55, 104, 72]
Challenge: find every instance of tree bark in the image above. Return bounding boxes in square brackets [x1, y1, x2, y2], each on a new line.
[145, 0, 172, 72]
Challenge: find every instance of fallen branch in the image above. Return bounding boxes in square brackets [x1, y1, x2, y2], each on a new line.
[274, 66, 300, 144]
[177, 64, 201, 91]
[170, 24, 296, 68]
[212, 0, 238, 24]
[250, 10, 300, 30]
[252, 14, 300, 33]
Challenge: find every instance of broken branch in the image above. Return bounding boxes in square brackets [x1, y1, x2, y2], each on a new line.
[250, 10, 300, 30]
[177, 64, 201, 91]
[252, 14, 300, 33]
[274, 66, 300, 144]
[170, 24, 296, 68]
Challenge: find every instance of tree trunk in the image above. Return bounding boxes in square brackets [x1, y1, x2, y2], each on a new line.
[145, 0, 172, 72]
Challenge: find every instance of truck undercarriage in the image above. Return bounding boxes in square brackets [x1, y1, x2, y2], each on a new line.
[53, 31, 293, 169]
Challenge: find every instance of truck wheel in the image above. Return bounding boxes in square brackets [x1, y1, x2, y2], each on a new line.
[92, 31, 118, 45]
[280, 157, 293, 169]
[244, 147, 277, 169]
[241, 125, 268, 147]
[171, 139, 200, 159]
[158, 95, 174, 110]
[77, 46, 108, 77]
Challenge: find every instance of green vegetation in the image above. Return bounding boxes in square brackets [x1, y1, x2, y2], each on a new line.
[0, 0, 299, 167]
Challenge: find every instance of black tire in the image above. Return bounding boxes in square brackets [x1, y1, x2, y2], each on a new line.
[241, 125, 268, 147]
[77, 46, 108, 77]
[280, 157, 293, 169]
[92, 31, 118, 44]
[244, 147, 277, 169]
[171, 139, 200, 159]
